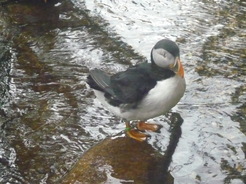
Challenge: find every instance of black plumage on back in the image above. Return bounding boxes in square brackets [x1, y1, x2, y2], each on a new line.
[87, 62, 175, 107]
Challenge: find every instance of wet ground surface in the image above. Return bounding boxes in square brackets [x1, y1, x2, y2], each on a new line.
[0, 0, 245, 183]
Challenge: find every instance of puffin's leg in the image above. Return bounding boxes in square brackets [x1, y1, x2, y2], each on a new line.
[137, 121, 163, 132]
[125, 122, 149, 142]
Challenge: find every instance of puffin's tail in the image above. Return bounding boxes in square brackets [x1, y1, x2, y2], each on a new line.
[87, 69, 114, 94]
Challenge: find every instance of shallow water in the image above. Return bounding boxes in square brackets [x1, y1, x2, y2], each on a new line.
[0, 0, 245, 183]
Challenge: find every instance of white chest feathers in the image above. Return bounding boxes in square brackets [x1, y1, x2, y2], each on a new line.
[122, 75, 186, 120]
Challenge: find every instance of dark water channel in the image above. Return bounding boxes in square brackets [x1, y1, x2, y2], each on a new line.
[0, 0, 245, 183]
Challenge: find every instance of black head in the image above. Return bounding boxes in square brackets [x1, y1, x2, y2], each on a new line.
[151, 39, 180, 68]
[153, 39, 180, 57]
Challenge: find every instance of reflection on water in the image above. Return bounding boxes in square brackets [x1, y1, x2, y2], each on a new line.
[0, 0, 245, 183]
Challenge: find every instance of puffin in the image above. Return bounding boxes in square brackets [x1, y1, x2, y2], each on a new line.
[87, 39, 186, 141]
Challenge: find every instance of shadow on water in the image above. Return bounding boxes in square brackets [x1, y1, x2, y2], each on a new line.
[0, 0, 245, 184]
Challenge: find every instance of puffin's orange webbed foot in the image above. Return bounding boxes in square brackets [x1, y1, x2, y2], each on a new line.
[126, 129, 149, 142]
[125, 122, 149, 142]
[137, 121, 163, 132]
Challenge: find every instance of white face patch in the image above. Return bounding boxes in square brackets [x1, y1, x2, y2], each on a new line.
[152, 48, 175, 68]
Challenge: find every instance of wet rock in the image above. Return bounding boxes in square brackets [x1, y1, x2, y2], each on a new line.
[61, 136, 174, 184]
[60, 113, 183, 184]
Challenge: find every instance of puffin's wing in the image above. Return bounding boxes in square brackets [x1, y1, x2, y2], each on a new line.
[109, 65, 157, 105]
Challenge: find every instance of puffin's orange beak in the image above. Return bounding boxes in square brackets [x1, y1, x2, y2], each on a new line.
[177, 59, 184, 78]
